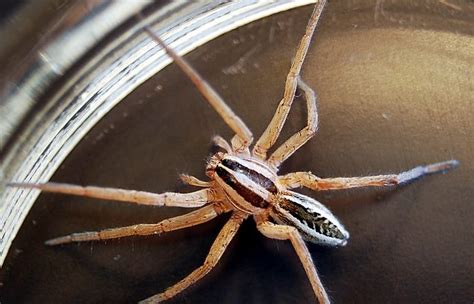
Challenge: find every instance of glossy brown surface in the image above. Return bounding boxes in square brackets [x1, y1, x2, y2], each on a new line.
[1, 2, 473, 303]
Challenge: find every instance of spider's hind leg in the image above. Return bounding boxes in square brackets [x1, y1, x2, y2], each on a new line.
[255, 215, 330, 304]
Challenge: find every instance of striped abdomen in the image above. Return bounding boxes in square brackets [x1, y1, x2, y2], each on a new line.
[213, 155, 278, 214]
[271, 191, 349, 246]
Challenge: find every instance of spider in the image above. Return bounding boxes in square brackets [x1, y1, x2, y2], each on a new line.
[9, 1, 459, 303]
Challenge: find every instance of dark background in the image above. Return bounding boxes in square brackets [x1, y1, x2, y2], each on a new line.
[1, 1, 473, 303]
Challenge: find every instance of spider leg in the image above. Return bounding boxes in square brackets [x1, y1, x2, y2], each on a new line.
[144, 28, 253, 151]
[279, 160, 459, 191]
[252, 0, 326, 160]
[8, 182, 214, 208]
[45, 203, 228, 245]
[255, 215, 330, 304]
[268, 77, 318, 168]
[140, 212, 246, 303]
[179, 174, 212, 188]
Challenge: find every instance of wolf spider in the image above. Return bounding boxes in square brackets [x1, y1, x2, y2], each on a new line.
[10, 1, 458, 303]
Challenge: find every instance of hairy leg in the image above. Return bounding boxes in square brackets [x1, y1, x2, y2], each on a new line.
[45, 203, 228, 245]
[268, 77, 318, 168]
[140, 212, 246, 303]
[279, 160, 459, 191]
[144, 28, 253, 151]
[8, 182, 214, 208]
[252, 0, 326, 160]
[255, 216, 330, 304]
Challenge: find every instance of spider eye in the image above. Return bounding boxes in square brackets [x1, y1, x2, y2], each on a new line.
[271, 191, 349, 246]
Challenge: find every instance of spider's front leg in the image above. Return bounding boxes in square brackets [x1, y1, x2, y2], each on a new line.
[255, 215, 330, 304]
[45, 203, 229, 245]
[268, 77, 318, 168]
[141, 212, 246, 304]
[252, 0, 326, 161]
[144, 28, 253, 152]
[279, 160, 459, 191]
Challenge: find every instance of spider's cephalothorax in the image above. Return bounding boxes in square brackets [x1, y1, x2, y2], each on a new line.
[211, 153, 278, 213]
[9, 1, 458, 303]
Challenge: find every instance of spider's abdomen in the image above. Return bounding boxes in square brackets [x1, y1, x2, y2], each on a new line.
[271, 191, 349, 246]
[213, 155, 278, 214]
